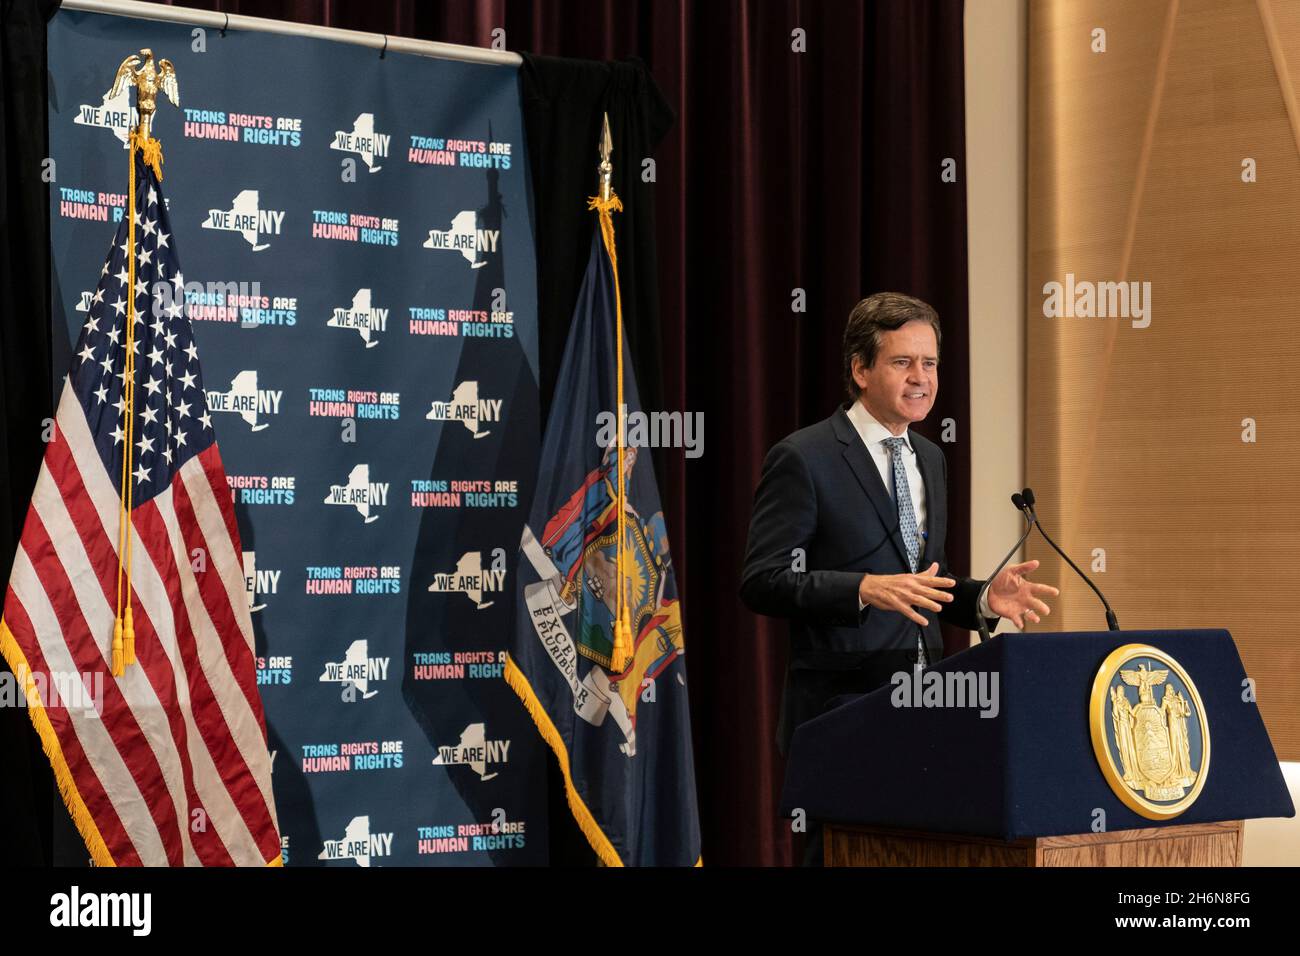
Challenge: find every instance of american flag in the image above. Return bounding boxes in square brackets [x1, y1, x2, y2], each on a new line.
[0, 152, 281, 866]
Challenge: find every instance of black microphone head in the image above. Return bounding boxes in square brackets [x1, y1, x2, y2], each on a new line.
[1022, 487, 1036, 507]
[1011, 492, 1025, 510]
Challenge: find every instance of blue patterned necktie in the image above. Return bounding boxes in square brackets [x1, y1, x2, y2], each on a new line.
[882, 436, 928, 667]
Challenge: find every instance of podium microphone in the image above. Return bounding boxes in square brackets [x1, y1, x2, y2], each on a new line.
[1019, 487, 1120, 631]
[973, 494, 1036, 644]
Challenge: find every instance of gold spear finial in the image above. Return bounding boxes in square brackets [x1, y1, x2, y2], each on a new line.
[598, 112, 613, 202]
[108, 48, 180, 143]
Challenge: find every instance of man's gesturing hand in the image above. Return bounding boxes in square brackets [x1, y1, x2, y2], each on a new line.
[986, 559, 1059, 628]
[858, 562, 955, 627]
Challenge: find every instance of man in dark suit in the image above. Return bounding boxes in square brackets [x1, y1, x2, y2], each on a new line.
[740, 292, 1058, 865]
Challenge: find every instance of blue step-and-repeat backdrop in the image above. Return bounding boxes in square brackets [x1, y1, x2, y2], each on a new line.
[47, 9, 547, 865]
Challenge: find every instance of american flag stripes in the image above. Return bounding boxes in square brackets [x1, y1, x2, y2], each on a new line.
[0, 150, 281, 866]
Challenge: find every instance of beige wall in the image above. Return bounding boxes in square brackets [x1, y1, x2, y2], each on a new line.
[967, 0, 1298, 864]
[966, 0, 1028, 624]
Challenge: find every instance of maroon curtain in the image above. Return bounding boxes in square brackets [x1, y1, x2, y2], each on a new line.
[164, 0, 971, 866]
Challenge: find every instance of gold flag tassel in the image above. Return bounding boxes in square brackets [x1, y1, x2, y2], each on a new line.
[588, 114, 633, 675]
[138, 133, 164, 181]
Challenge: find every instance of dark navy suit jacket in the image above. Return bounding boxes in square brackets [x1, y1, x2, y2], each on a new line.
[740, 404, 998, 754]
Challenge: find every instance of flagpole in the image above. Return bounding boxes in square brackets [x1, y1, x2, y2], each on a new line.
[113, 121, 137, 675]
[588, 114, 633, 676]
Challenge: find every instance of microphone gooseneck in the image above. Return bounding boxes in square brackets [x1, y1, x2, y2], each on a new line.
[1020, 487, 1120, 631]
[973, 494, 1036, 644]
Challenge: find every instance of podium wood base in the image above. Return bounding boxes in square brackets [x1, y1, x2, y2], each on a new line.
[824, 820, 1243, 867]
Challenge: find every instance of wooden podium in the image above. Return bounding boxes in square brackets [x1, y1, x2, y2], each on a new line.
[780, 631, 1294, 866]
[824, 819, 1244, 867]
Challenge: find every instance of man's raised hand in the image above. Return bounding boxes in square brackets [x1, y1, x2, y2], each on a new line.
[858, 562, 955, 627]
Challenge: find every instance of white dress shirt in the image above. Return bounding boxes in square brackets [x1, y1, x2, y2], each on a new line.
[847, 400, 993, 619]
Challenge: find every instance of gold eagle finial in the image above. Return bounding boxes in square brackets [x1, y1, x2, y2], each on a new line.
[108, 48, 180, 141]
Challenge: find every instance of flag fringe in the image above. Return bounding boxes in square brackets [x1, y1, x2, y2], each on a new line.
[3, 617, 286, 867]
[503, 653, 624, 867]
[0, 617, 116, 867]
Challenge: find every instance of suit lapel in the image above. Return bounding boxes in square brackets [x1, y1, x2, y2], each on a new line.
[832, 407, 912, 569]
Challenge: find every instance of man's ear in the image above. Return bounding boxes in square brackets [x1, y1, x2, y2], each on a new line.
[851, 355, 870, 392]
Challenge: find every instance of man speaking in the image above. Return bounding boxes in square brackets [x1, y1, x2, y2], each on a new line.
[740, 293, 1058, 861]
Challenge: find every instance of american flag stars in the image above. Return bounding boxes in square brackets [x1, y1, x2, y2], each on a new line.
[72, 157, 211, 501]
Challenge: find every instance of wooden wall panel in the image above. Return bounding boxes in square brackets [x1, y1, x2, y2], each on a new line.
[1027, 0, 1300, 759]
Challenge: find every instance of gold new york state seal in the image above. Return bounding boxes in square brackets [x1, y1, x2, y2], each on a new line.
[1089, 644, 1210, 819]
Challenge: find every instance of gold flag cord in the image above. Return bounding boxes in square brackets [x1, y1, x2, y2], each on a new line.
[587, 192, 632, 675]
[112, 131, 164, 677]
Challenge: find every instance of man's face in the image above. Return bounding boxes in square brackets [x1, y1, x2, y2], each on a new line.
[852, 320, 938, 430]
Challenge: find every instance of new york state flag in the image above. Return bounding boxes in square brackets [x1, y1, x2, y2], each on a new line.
[505, 195, 700, 866]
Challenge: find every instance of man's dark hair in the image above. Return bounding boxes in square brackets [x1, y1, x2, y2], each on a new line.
[842, 292, 942, 399]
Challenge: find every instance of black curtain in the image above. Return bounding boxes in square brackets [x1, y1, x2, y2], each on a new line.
[0, 0, 60, 866]
[517, 54, 673, 863]
[519, 53, 673, 428]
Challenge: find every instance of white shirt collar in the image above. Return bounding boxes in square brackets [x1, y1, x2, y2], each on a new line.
[845, 399, 913, 452]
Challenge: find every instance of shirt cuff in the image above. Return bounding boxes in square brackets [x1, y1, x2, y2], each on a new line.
[978, 590, 994, 619]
